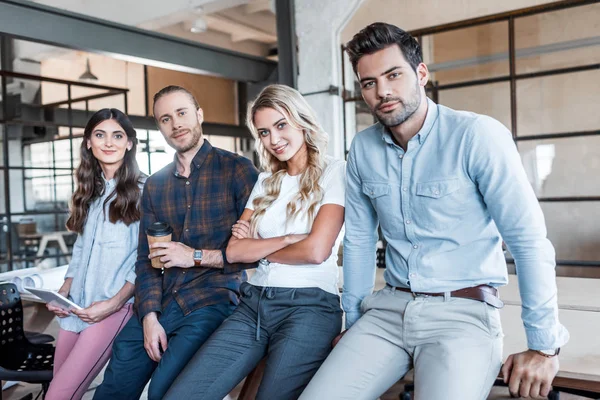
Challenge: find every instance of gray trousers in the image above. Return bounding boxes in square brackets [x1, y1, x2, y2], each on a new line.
[300, 286, 503, 400]
[164, 282, 343, 400]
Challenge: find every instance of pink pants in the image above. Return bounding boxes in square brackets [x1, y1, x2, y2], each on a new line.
[46, 303, 133, 400]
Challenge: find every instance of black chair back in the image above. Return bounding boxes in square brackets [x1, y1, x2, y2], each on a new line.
[0, 283, 54, 372]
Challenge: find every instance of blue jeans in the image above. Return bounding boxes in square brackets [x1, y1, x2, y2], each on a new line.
[93, 300, 234, 400]
[164, 283, 342, 400]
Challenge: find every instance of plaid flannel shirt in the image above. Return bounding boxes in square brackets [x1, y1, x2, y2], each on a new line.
[135, 140, 259, 320]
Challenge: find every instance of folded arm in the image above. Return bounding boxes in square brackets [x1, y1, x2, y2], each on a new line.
[226, 209, 306, 263]
[266, 204, 344, 265]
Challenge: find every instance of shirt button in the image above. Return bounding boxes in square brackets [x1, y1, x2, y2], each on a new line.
[434, 190, 440, 195]
[399, 154, 404, 159]
[370, 191, 374, 195]
[406, 220, 411, 224]
[173, 290, 177, 294]
[187, 205, 191, 209]
[413, 244, 418, 249]
[402, 187, 407, 192]
[409, 273, 416, 278]
[185, 181, 190, 186]
[182, 271, 186, 275]
[185, 228, 189, 232]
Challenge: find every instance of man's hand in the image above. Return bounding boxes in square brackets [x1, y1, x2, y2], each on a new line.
[143, 312, 168, 362]
[71, 299, 118, 324]
[502, 350, 559, 398]
[149, 241, 194, 268]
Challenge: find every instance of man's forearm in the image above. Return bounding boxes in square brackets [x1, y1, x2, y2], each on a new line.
[342, 235, 378, 329]
[200, 249, 224, 269]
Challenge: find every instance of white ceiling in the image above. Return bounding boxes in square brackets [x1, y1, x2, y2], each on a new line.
[26, 0, 277, 59]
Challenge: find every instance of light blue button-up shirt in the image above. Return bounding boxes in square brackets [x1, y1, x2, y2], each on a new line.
[60, 177, 141, 333]
[343, 98, 569, 350]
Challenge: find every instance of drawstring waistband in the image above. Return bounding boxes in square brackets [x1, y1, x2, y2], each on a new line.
[256, 286, 275, 341]
[249, 285, 316, 341]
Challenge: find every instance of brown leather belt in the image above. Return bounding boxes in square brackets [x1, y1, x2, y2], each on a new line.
[388, 284, 504, 309]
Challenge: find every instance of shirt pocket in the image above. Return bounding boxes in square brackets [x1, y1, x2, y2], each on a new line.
[362, 182, 402, 234]
[99, 220, 131, 246]
[414, 178, 468, 231]
[98, 221, 133, 266]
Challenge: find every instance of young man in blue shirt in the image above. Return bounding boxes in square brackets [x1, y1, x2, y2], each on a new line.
[301, 22, 568, 400]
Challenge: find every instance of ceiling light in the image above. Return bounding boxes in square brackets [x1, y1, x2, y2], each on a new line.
[190, 18, 207, 33]
[78, 58, 98, 81]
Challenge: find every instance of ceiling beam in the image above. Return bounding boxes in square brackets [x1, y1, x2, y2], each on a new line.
[137, 0, 251, 31]
[0, 0, 277, 82]
[246, 0, 274, 14]
[204, 14, 277, 44]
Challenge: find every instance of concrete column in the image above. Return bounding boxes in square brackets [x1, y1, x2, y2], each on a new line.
[295, 0, 364, 159]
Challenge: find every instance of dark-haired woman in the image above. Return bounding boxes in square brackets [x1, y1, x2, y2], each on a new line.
[45, 108, 145, 400]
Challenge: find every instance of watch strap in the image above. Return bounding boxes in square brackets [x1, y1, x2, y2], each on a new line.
[532, 348, 560, 358]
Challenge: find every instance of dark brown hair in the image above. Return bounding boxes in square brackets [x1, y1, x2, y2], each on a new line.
[152, 85, 199, 118]
[66, 108, 143, 234]
[345, 22, 423, 74]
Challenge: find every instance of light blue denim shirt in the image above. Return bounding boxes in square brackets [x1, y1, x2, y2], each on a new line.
[343, 98, 569, 350]
[59, 177, 141, 333]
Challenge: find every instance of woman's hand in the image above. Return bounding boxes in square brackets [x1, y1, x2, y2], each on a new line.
[71, 299, 117, 324]
[46, 280, 73, 318]
[232, 220, 252, 239]
[46, 301, 71, 318]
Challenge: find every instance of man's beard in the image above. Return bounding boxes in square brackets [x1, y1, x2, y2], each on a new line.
[373, 83, 421, 128]
[172, 123, 202, 153]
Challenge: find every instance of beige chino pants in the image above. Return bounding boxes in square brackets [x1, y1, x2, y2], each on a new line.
[300, 285, 503, 400]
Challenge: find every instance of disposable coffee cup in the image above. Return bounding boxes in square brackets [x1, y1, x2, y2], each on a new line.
[146, 222, 173, 269]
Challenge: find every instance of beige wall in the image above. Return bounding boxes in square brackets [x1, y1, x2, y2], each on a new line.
[430, 4, 600, 82]
[146, 67, 238, 125]
[342, 0, 561, 42]
[41, 52, 146, 116]
[40, 51, 239, 126]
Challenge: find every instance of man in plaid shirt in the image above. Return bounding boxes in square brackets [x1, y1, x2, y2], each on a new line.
[94, 86, 259, 400]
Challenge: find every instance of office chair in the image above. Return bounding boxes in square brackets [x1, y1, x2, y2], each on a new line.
[0, 283, 55, 400]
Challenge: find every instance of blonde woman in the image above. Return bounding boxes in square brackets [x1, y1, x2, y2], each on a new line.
[164, 84, 345, 400]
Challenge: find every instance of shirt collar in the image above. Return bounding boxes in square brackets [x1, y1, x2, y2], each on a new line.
[102, 172, 116, 188]
[380, 97, 439, 145]
[172, 139, 212, 176]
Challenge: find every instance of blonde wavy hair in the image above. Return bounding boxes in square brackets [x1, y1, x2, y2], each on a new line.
[246, 84, 329, 236]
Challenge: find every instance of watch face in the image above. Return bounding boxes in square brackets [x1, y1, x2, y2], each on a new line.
[194, 250, 202, 260]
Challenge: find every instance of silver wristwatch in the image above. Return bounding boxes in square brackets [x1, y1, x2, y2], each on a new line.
[193, 249, 203, 266]
[533, 348, 560, 358]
